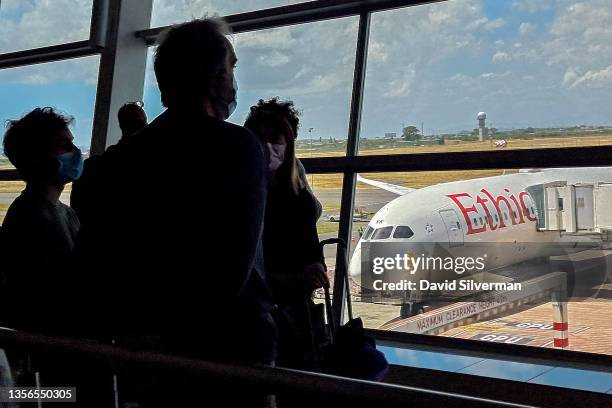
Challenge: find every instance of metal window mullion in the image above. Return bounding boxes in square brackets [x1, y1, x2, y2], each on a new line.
[0, 170, 20, 181]
[90, 0, 122, 155]
[90, 0, 153, 155]
[90, 0, 111, 48]
[332, 11, 371, 326]
[0, 41, 101, 70]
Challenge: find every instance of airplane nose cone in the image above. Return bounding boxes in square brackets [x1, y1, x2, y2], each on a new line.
[349, 243, 362, 277]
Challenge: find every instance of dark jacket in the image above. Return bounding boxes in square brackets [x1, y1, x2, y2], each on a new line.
[0, 190, 80, 333]
[263, 170, 324, 305]
[71, 108, 274, 359]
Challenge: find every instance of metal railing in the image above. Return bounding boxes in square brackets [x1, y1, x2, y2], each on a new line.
[0, 330, 534, 408]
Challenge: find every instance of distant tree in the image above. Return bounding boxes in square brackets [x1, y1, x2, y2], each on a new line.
[525, 127, 535, 133]
[402, 126, 421, 141]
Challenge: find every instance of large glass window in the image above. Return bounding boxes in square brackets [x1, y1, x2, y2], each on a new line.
[359, 0, 612, 155]
[309, 173, 343, 269]
[0, 0, 94, 53]
[308, 172, 344, 303]
[0, 56, 99, 223]
[143, 17, 358, 157]
[151, 1, 315, 27]
[351, 167, 612, 356]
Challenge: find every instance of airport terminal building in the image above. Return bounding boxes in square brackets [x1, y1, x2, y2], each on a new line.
[0, 0, 611, 407]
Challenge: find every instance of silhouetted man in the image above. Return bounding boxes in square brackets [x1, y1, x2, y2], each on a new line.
[117, 101, 147, 143]
[71, 19, 274, 406]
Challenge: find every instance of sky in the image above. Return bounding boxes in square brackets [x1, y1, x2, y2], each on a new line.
[2, 0, 612, 148]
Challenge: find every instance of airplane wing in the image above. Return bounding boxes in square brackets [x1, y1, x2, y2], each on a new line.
[356, 175, 416, 196]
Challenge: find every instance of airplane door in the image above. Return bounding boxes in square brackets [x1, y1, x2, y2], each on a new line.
[439, 209, 464, 247]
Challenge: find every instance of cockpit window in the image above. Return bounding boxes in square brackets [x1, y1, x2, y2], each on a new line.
[371, 226, 393, 240]
[363, 226, 374, 240]
[393, 226, 414, 239]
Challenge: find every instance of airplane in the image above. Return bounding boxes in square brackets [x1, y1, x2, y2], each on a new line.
[349, 168, 612, 317]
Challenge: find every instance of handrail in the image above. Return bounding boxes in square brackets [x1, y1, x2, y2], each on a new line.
[0, 330, 533, 408]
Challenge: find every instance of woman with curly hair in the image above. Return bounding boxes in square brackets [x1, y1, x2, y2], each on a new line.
[245, 97, 329, 370]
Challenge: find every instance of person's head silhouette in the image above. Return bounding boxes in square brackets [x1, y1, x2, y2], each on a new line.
[3, 107, 82, 188]
[118, 101, 147, 142]
[154, 18, 238, 119]
[245, 98, 303, 194]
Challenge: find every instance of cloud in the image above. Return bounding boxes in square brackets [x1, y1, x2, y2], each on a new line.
[450, 73, 469, 83]
[257, 50, 290, 67]
[481, 72, 511, 79]
[151, 0, 307, 27]
[562, 68, 579, 87]
[492, 51, 511, 63]
[565, 65, 612, 89]
[467, 17, 506, 31]
[519, 22, 536, 36]
[300, 73, 345, 95]
[384, 66, 416, 98]
[368, 40, 388, 63]
[235, 27, 297, 50]
[512, 0, 554, 14]
[0, 0, 92, 53]
[543, 0, 612, 68]
[485, 18, 507, 30]
[1, 0, 28, 11]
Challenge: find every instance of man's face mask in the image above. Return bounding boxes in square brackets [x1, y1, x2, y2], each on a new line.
[215, 75, 238, 120]
[226, 76, 238, 118]
[267, 142, 286, 172]
[56, 148, 84, 184]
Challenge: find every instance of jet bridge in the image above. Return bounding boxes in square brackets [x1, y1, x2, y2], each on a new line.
[527, 182, 612, 239]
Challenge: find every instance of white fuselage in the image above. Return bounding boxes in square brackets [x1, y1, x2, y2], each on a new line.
[350, 167, 612, 278]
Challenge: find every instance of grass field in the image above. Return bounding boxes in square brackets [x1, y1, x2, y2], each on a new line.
[297, 133, 612, 158]
[316, 221, 339, 235]
[0, 203, 8, 224]
[0, 181, 72, 194]
[309, 169, 513, 190]
[0, 181, 25, 193]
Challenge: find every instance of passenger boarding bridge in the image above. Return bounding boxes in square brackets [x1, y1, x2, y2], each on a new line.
[530, 181, 612, 240]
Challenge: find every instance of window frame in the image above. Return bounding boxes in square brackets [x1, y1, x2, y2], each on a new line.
[371, 225, 394, 240]
[393, 225, 414, 239]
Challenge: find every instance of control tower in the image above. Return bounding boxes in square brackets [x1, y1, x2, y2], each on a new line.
[477, 112, 487, 142]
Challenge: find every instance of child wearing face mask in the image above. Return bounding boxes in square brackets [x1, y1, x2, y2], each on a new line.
[245, 98, 329, 373]
[0, 107, 82, 333]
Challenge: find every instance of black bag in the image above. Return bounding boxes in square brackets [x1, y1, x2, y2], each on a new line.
[314, 238, 389, 381]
